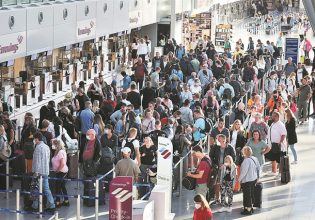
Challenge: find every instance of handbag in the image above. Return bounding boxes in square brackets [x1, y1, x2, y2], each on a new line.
[182, 175, 196, 190]
[0, 136, 11, 160]
[83, 160, 98, 177]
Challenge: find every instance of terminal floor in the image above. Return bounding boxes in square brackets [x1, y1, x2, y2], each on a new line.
[173, 118, 315, 220]
[0, 118, 314, 219]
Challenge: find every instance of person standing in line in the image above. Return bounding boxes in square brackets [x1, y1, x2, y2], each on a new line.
[115, 147, 141, 183]
[285, 109, 298, 164]
[29, 132, 56, 212]
[51, 139, 69, 207]
[266, 112, 287, 177]
[239, 146, 260, 216]
[297, 77, 312, 124]
[132, 57, 148, 90]
[217, 155, 237, 213]
[187, 145, 211, 199]
[193, 194, 213, 220]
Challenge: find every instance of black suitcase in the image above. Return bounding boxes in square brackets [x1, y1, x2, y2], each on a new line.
[280, 154, 290, 172]
[12, 151, 26, 178]
[83, 180, 106, 207]
[253, 182, 263, 208]
[67, 153, 78, 179]
[137, 177, 151, 200]
[281, 171, 291, 183]
[21, 174, 34, 209]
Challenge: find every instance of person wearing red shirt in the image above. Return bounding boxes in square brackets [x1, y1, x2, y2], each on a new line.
[193, 194, 213, 220]
[187, 145, 211, 198]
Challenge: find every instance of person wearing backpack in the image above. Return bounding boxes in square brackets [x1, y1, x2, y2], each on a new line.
[101, 125, 119, 163]
[192, 109, 206, 144]
[121, 128, 141, 165]
[242, 61, 255, 93]
[219, 78, 235, 101]
[82, 129, 101, 177]
[209, 134, 235, 206]
[173, 125, 192, 190]
[187, 145, 211, 198]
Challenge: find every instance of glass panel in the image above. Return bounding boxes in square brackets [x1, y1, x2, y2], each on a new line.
[2, 0, 18, 6]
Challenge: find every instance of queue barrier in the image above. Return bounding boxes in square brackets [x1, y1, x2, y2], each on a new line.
[0, 164, 152, 220]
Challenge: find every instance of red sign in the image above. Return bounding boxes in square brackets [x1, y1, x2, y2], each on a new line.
[109, 177, 133, 220]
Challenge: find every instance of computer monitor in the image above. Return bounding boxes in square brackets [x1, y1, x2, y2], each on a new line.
[7, 60, 14, 66]
[31, 54, 38, 60]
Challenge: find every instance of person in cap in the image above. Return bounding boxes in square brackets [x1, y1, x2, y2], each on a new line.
[115, 147, 141, 183]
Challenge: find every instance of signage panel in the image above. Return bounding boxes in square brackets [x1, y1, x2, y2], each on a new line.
[76, 19, 96, 41]
[0, 31, 26, 62]
[285, 38, 299, 65]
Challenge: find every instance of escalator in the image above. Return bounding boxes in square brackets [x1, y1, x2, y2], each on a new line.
[302, 0, 315, 31]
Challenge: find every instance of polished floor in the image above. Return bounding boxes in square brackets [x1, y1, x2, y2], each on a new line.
[172, 118, 315, 220]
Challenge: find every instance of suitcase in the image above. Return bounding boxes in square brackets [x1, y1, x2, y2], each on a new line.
[22, 173, 34, 209]
[83, 180, 106, 207]
[137, 177, 151, 200]
[281, 171, 291, 183]
[12, 150, 26, 178]
[253, 182, 263, 208]
[67, 153, 78, 179]
[280, 154, 290, 172]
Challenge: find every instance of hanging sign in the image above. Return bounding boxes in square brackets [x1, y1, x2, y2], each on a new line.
[109, 176, 133, 220]
[0, 31, 26, 62]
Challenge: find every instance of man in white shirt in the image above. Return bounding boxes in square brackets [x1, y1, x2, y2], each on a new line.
[267, 112, 287, 177]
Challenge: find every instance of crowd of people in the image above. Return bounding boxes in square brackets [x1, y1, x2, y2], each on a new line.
[0, 15, 314, 219]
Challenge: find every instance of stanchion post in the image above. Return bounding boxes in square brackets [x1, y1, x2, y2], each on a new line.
[76, 195, 80, 220]
[39, 175, 43, 219]
[179, 160, 183, 196]
[76, 150, 80, 190]
[6, 159, 9, 199]
[16, 189, 20, 220]
[54, 211, 58, 220]
[95, 179, 99, 220]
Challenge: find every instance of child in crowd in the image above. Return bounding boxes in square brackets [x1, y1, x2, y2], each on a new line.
[218, 155, 237, 212]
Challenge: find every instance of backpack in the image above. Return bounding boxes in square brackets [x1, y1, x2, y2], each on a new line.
[100, 146, 114, 165]
[74, 111, 82, 132]
[222, 86, 232, 100]
[0, 135, 11, 160]
[199, 118, 211, 134]
[200, 157, 218, 189]
[124, 139, 136, 160]
[242, 67, 253, 82]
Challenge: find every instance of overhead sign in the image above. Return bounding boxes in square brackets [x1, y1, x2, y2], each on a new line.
[0, 31, 26, 62]
[76, 19, 96, 40]
[285, 38, 299, 64]
[129, 10, 142, 29]
[109, 176, 133, 220]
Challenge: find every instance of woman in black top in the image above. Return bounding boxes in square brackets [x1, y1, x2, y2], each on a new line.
[139, 137, 157, 182]
[285, 109, 298, 164]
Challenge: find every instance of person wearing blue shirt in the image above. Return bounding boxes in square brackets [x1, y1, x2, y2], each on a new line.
[192, 109, 206, 144]
[79, 101, 95, 135]
[121, 71, 131, 91]
[176, 44, 185, 60]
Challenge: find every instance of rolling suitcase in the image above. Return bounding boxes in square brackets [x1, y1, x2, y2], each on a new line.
[253, 182, 263, 208]
[67, 152, 78, 179]
[280, 153, 291, 184]
[83, 180, 106, 207]
[12, 150, 26, 178]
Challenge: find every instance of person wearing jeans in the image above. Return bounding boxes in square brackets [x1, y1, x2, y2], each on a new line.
[285, 109, 298, 164]
[51, 139, 69, 207]
[30, 132, 55, 212]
